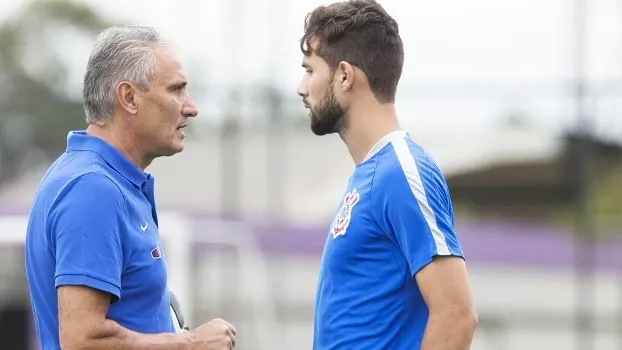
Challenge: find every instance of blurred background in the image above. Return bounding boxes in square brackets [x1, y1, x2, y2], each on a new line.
[0, 0, 621, 349]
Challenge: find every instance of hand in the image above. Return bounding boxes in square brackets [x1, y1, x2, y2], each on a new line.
[189, 318, 237, 350]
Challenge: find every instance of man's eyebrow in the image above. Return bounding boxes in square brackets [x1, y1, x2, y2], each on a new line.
[302, 62, 310, 69]
[168, 80, 187, 89]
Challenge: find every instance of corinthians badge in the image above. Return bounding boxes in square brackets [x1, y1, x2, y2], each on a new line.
[331, 189, 360, 238]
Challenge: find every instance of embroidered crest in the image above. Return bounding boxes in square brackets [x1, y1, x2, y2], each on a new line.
[331, 189, 360, 238]
[151, 246, 162, 259]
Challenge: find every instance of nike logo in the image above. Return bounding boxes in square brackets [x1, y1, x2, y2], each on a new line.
[140, 222, 148, 231]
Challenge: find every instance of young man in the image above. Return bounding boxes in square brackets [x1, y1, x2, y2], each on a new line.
[297, 1, 478, 349]
[25, 26, 235, 350]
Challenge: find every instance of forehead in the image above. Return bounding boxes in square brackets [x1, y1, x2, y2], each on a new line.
[302, 38, 327, 68]
[150, 46, 186, 84]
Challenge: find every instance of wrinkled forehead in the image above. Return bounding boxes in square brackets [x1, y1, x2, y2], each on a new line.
[150, 46, 186, 85]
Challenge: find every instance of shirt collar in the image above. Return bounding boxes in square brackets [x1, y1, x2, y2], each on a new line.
[362, 130, 408, 163]
[66, 130, 149, 188]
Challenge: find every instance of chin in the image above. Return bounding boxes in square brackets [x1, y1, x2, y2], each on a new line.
[162, 142, 185, 157]
[310, 118, 341, 136]
[172, 142, 185, 154]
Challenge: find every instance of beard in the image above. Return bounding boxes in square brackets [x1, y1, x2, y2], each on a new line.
[308, 86, 347, 136]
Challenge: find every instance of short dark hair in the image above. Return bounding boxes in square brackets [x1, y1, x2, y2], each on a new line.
[300, 0, 404, 103]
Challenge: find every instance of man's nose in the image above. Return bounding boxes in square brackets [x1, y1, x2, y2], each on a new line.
[183, 97, 199, 118]
[297, 87, 307, 98]
[297, 77, 309, 98]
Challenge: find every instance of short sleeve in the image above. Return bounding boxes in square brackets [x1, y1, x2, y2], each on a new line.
[50, 173, 126, 302]
[372, 148, 464, 278]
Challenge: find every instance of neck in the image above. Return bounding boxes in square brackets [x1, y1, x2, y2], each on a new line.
[340, 101, 401, 165]
[86, 123, 152, 170]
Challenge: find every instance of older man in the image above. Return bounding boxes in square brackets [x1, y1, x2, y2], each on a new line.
[25, 26, 236, 350]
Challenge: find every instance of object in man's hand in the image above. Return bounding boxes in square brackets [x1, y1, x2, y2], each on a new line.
[168, 287, 189, 333]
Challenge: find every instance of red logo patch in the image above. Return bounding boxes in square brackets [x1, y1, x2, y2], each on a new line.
[151, 247, 162, 259]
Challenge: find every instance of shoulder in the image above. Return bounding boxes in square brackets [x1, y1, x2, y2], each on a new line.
[67, 171, 123, 194]
[33, 152, 122, 211]
[38, 151, 118, 192]
[40, 171, 129, 246]
[42, 150, 125, 200]
[48, 171, 126, 218]
[371, 133, 447, 196]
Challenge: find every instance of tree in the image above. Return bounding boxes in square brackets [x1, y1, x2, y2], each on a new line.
[0, 0, 115, 186]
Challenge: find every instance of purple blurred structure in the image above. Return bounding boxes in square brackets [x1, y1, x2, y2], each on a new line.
[188, 214, 622, 271]
[2, 201, 619, 271]
[1, 200, 620, 271]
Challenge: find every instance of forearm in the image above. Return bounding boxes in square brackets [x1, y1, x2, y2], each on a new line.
[420, 311, 477, 350]
[61, 319, 196, 350]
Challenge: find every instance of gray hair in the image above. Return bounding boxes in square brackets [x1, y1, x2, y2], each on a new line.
[82, 25, 166, 125]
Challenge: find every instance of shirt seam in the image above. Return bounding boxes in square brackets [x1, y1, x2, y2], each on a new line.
[47, 171, 130, 268]
[369, 147, 410, 345]
[55, 273, 121, 291]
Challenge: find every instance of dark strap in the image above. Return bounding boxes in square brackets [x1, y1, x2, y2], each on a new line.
[168, 287, 189, 331]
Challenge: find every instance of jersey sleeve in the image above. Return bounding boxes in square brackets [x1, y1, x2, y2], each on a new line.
[372, 151, 464, 278]
[50, 173, 126, 302]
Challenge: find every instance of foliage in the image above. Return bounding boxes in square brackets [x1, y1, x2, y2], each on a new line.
[0, 0, 115, 186]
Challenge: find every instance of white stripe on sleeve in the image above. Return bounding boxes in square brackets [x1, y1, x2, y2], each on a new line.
[390, 137, 451, 256]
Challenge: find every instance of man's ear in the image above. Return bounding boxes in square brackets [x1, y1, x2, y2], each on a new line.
[337, 61, 354, 92]
[116, 81, 138, 115]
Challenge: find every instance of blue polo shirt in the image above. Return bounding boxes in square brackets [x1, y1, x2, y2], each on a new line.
[313, 131, 464, 350]
[25, 130, 174, 349]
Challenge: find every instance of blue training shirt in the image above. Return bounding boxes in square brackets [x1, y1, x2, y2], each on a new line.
[25, 130, 174, 349]
[313, 130, 464, 350]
